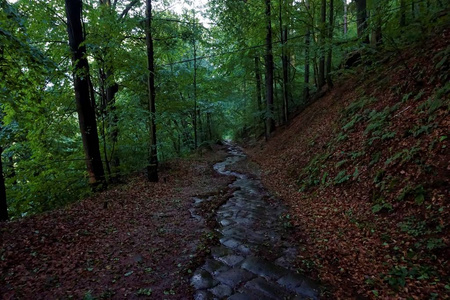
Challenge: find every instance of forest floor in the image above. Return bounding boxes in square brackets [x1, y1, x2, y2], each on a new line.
[0, 145, 233, 299]
[247, 27, 450, 298]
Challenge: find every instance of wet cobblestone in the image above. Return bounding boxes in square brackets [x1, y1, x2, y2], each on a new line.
[191, 144, 319, 299]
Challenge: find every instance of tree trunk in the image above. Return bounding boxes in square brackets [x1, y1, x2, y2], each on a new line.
[265, 0, 275, 136]
[326, 0, 334, 88]
[255, 57, 266, 135]
[371, 15, 383, 46]
[192, 13, 198, 149]
[280, 0, 289, 125]
[355, 0, 369, 43]
[106, 73, 120, 182]
[65, 0, 106, 187]
[206, 112, 212, 141]
[318, 0, 326, 89]
[145, 0, 158, 182]
[0, 146, 8, 222]
[303, 0, 311, 101]
[99, 0, 121, 182]
[344, 0, 348, 34]
[400, 0, 406, 26]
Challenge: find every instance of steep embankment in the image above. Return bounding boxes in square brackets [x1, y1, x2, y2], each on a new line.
[250, 28, 450, 298]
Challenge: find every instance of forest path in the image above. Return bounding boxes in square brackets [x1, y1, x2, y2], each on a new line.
[190, 144, 319, 299]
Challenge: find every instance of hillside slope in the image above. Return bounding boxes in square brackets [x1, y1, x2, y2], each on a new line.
[249, 27, 450, 298]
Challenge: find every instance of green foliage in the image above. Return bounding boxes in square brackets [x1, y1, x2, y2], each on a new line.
[372, 200, 393, 213]
[2, 0, 449, 221]
[333, 170, 351, 185]
[397, 184, 426, 205]
[298, 152, 331, 190]
[136, 288, 152, 296]
[385, 145, 421, 166]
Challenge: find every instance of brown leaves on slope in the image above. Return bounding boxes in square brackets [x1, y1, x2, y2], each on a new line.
[0, 146, 230, 299]
[248, 28, 450, 299]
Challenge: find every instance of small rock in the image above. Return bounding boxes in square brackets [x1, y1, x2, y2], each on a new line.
[240, 257, 288, 280]
[215, 268, 255, 288]
[191, 269, 215, 290]
[209, 284, 233, 297]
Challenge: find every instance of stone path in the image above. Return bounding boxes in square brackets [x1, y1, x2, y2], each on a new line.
[190, 145, 320, 299]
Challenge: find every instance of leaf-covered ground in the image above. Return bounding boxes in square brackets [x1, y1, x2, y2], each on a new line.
[248, 27, 449, 298]
[0, 146, 230, 299]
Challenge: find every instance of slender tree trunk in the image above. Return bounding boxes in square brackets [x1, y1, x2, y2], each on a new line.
[371, 14, 383, 46]
[265, 0, 275, 136]
[145, 0, 158, 182]
[280, 0, 289, 125]
[206, 112, 212, 141]
[344, 0, 348, 34]
[65, 0, 106, 187]
[303, 0, 311, 101]
[326, 0, 334, 87]
[355, 0, 369, 43]
[0, 146, 8, 222]
[279, 0, 289, 124]
[400, 0, 406, 26]
[192, 13, 198, 149]
[99, 0, 121, 182]
[255, 57, 266, 135]
[105, 68, 120, 181]
[318, 0, 326, 89]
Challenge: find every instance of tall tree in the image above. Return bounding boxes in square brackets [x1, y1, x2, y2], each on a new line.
[371, 0, 383, 46]
[355, 0, 369, 43]
[265, 0, 275, 136]
[344, 0, 348, 34]
[192, 14, 198, 149]
[279, 0, 289, 125]
[97, 0, 121, 182]
[399, 0, 406, 26]
[65, 0, 106, 187]
[318, 0, 326, 88]
[255, 56, 266, 135]
[145, 0, 158, 182]
[303, 0, 311, 101]
[326, 0, 334, 87]
[0, 145, 7, 221]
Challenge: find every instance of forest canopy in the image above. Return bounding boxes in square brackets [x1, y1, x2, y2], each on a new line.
[0, 0, 448, 220]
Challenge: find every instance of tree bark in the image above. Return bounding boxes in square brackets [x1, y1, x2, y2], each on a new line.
[192, 16, 198, 149]
[65, 0, 106, 187]
[400, 0, 406, 26]
[145, 0, 158, 182]
[279, 0, 289, 125]
[344, 0, 348, 34]
[255, 57, 266, 135]
[303, 0, 311, 101]
[98, 0, 121, 182]
[0, 146, 8, 221]
[355, 0, 369, 43]
[318, 0, 326, 89]
[326, 0, 334, 88]
[265, 0, 275, 136]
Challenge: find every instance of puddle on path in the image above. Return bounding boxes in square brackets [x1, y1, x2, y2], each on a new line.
[190, 144, 319, 299]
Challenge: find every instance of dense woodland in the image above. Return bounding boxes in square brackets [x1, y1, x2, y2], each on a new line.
[0, 0, 446, 219]
[0, 0, 449, 298]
